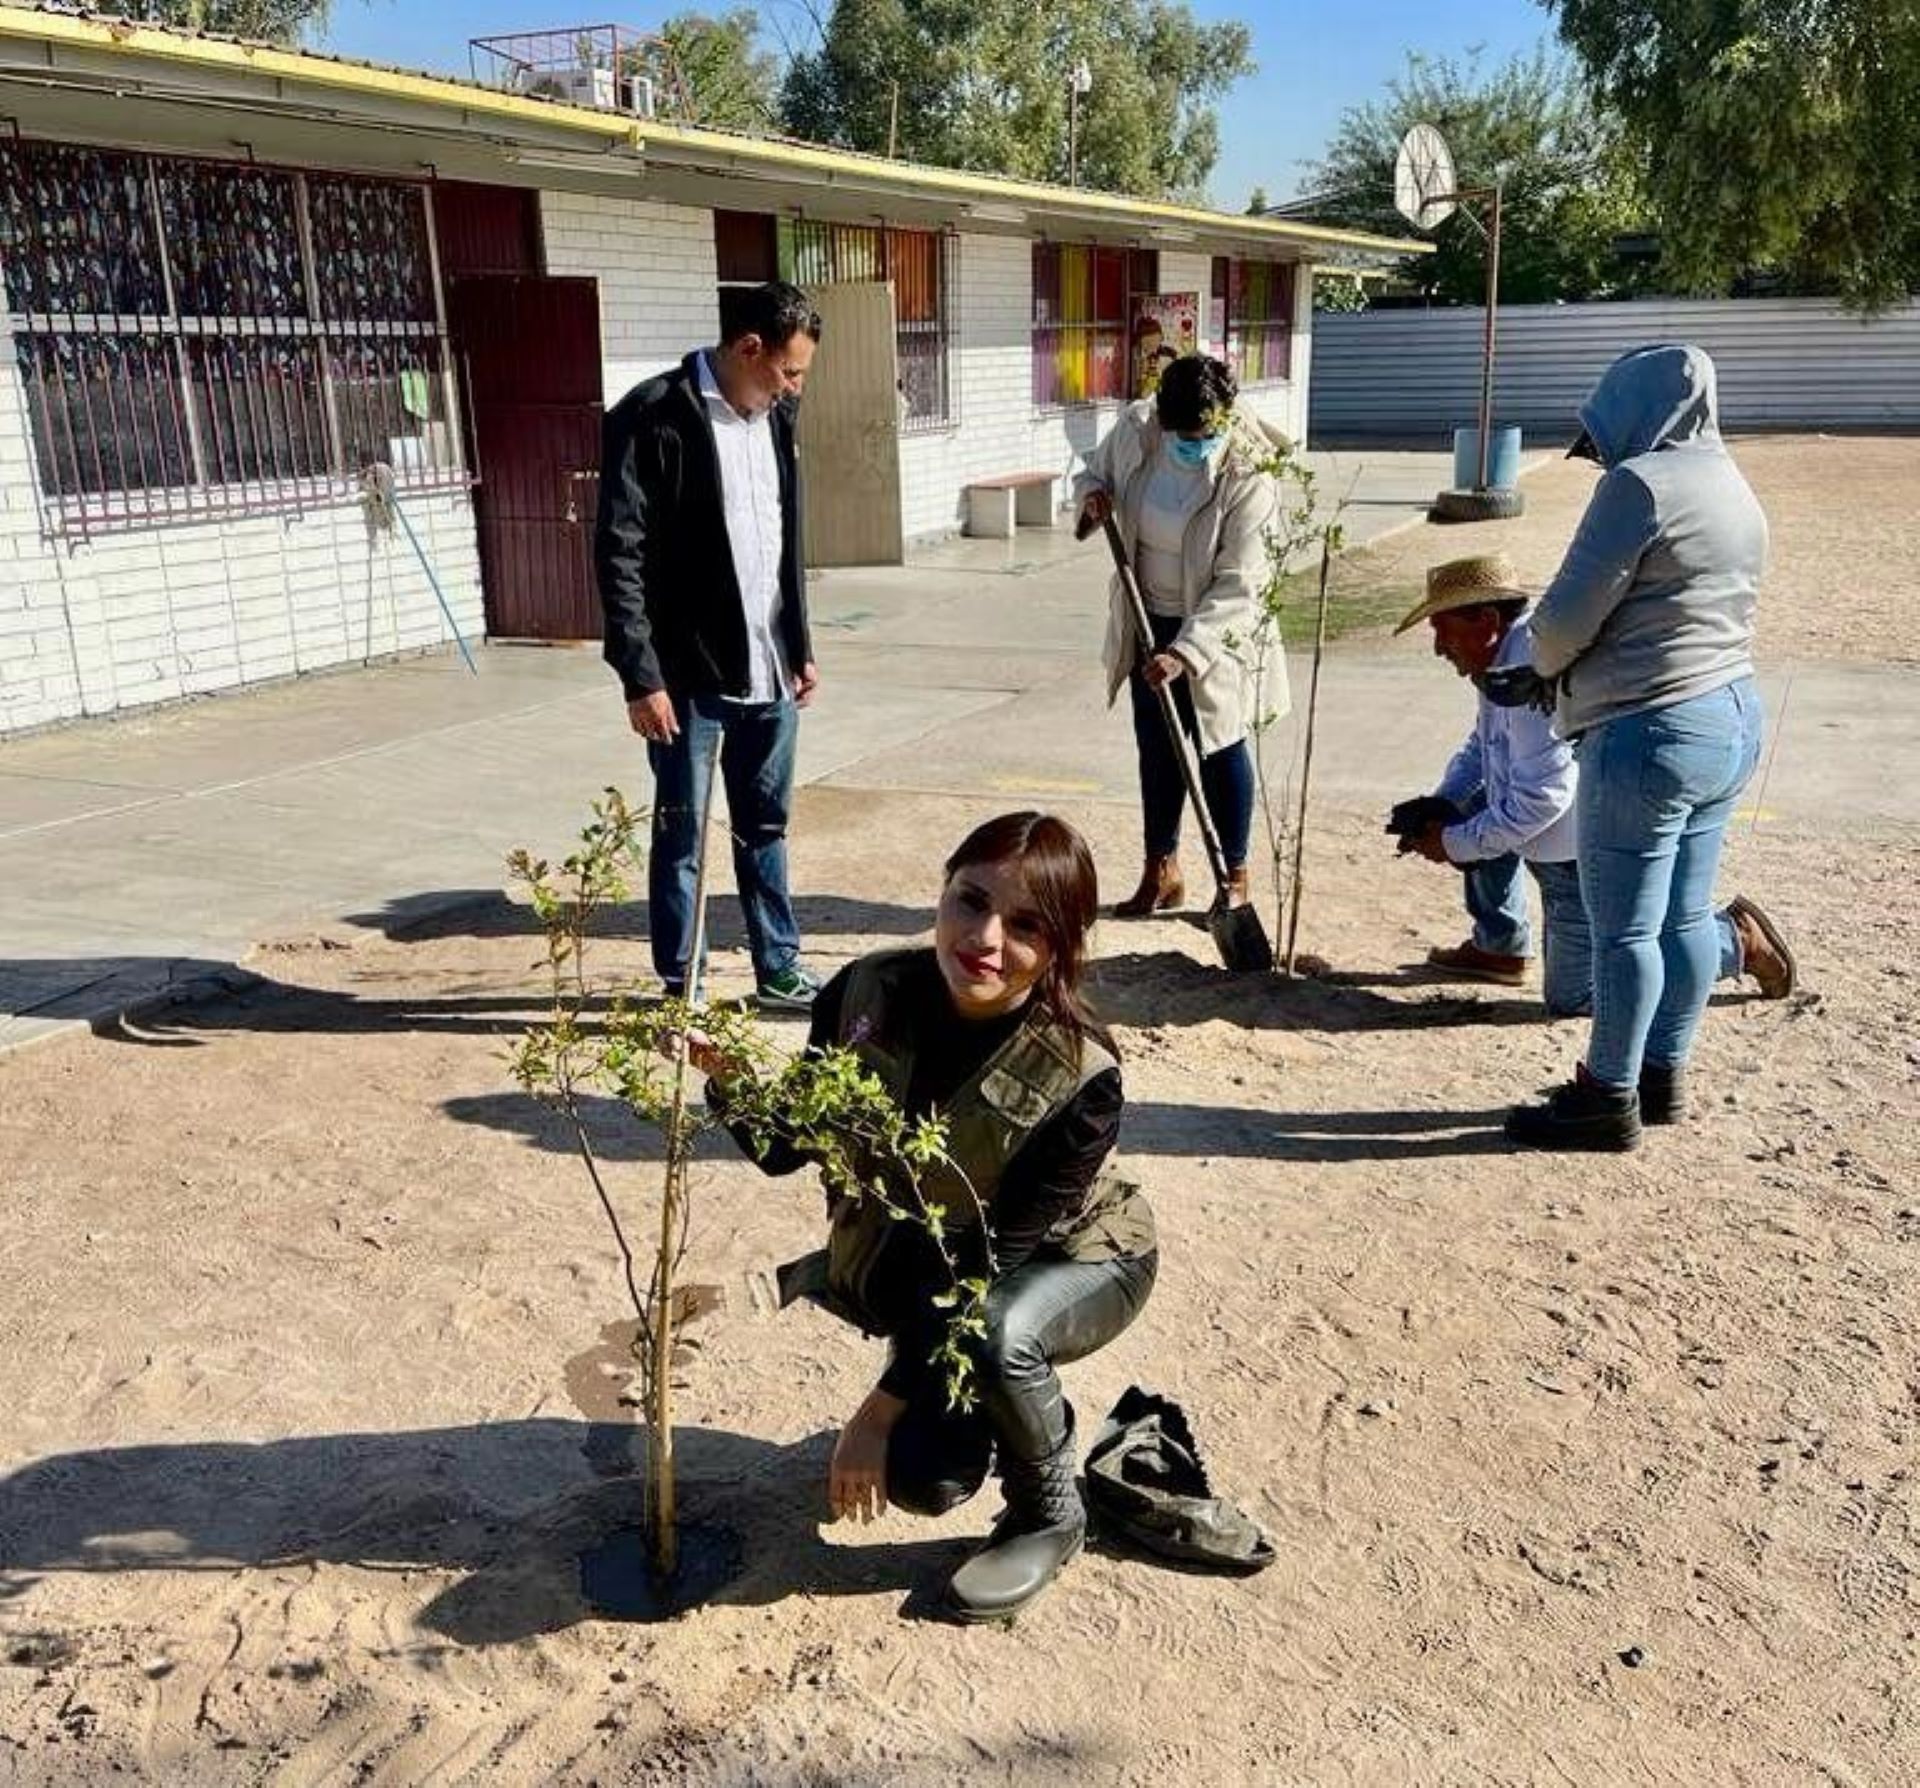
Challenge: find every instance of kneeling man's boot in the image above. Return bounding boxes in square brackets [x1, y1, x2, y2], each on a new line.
[945, 1418, 1084, 1624]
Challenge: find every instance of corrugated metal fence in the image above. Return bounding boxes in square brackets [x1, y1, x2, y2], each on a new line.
[1310, 298, 1920, 440]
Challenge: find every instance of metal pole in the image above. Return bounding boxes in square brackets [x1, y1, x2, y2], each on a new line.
[1475, 183, 1502, 491]
[1068, 81, 1078, 188]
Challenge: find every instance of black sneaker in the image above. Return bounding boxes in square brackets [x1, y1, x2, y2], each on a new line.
[1638, 1062, 1688, 1125]
[1505, 1069, 1643, 1152]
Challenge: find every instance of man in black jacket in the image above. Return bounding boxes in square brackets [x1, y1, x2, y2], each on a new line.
[596, 281, 823, 1007]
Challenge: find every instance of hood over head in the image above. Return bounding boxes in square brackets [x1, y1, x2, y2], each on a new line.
[1573, 343, 1721, 467]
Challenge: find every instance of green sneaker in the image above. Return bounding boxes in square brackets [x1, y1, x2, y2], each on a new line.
[755, 965, 822, 1010]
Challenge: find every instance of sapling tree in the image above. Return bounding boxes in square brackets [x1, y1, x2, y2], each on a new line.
[1223, 427, 1346, 968]
[508, 790, 994, 1578]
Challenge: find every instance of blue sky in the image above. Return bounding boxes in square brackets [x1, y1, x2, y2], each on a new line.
[317, 0, 1558, 208]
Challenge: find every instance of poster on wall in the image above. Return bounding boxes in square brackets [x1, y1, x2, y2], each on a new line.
[1131, 291, 1199, 398]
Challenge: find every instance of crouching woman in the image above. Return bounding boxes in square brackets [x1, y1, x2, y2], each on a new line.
[708, 812, 1157, 1622]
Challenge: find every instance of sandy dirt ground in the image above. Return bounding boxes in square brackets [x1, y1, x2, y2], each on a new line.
[1326, 433, 1920, 669]
[2, 440, 1917, 1786]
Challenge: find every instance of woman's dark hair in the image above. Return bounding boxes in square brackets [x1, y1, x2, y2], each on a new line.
[1155, 354, 1238, 432]
[943, 811, 1113, 1058]
[722, 280, 823, 349]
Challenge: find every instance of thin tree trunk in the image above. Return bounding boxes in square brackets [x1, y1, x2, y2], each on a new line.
[649, 730, 723, 1579]
[1285, 540, 1333, 976]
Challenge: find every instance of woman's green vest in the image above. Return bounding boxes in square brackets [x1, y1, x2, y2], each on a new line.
[781, 949, 1156, 1333]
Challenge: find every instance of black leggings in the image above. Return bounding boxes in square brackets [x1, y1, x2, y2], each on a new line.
[885, 1250, 1158, 1517]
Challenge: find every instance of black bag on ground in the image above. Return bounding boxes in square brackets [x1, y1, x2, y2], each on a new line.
[1082, 1386, 1276, 1574]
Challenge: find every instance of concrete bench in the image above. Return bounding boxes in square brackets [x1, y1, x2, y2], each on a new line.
[964, 471, 1058, 539]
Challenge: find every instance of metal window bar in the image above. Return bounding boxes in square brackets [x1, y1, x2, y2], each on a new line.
[1226, 258, 1295, 387]
[1, 140, 468, 538]
[1031, 243, 1136, 409]
[777, 216, 954, 429]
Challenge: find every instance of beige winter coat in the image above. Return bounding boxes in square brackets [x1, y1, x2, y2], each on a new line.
[1074, 401, 1287, 756]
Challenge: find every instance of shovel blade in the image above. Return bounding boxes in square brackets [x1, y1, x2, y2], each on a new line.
[1208, 900, 1274, 974]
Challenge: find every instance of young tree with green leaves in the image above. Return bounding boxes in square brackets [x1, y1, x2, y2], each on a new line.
[1301, 48, 1652, 304]
[781, 0, 1254, 199]
[1548, 0, 1920, 309]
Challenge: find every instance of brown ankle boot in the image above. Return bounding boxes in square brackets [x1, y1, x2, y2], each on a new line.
[1209, 865, 1252, 913]
[1115, 855, 1185, 918]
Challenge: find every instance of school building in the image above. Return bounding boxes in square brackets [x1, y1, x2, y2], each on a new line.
[0, 10, 1413, 736]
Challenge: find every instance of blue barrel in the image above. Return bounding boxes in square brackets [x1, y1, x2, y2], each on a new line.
[1452, 425, 1522, 490]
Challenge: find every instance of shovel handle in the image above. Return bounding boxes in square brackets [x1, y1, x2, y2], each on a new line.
[1098, 514, 1235, 891]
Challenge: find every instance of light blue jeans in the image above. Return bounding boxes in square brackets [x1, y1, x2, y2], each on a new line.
[1573, 678, 1764, 1087]
[1467, 859, 1744, 1020]
[1464, 855, 1593, 1017]
[646, 693, 801, 987]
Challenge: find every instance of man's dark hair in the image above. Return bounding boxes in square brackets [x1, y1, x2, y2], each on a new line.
[722, 280, 822, 349]
[1155, 354, 1238, 431]
[1484, 597, 1530, 626]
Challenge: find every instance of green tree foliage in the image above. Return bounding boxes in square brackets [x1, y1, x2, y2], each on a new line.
[781, 0, 1255, 200]
[129, 0, 329, 38]
[662, 9, 783, 130]
[1548, 0, 1920, 308]
[1302, 49, 1652, 304]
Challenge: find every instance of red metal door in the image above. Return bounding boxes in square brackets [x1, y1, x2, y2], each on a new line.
[447, 274, 603, 640]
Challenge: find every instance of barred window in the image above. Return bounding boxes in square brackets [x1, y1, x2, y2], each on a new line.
[1213, 256, 1296, 386]
[1031, 244, 1157, 408]
[0, 141, 463, 535]
[776, 218, 955, 431]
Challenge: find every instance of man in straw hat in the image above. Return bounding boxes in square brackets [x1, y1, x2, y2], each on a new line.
[1389, 553, 1793, 1037]
[1389, 554, 1589, 1010]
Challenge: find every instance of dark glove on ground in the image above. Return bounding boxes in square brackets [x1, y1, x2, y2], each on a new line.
[1478, 664, 1558, 714]
[1385, 795, 1464, 838]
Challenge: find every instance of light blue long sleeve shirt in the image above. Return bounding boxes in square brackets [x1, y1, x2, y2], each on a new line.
[1435, 615, 1578, 865]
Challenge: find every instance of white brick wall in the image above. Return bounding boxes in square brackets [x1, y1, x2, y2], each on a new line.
[526, 198, 1318, 544]
[899, 236, 1314, 537]
[540, 189, 718, 403]
[0, 307, 485, 737]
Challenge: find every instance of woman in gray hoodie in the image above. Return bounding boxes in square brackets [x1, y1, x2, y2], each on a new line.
[1501, 343, 1792, 1151]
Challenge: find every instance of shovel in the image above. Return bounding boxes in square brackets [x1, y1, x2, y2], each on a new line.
[1099, 514, 1273, 974]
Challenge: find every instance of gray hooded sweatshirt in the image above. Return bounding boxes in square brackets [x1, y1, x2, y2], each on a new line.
[1530, 343, 1768, 736]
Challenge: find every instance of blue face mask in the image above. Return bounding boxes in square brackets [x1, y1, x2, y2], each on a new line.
[1169, 434, 1222, 470]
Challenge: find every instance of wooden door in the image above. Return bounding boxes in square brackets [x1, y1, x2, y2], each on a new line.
[796, 282, 903, 567]
[446, 274, 604, 640]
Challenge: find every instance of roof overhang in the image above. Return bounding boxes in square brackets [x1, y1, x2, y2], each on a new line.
[0, 7, 1427, 262]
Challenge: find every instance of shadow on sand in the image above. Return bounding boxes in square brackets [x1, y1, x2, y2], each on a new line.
[1088, 947, 1550, 1034]
[0, 1418, 977, 1642]
[341, 889, 934, 948]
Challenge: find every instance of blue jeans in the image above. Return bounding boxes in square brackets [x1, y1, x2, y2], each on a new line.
[1127, 611, 1254, 868]
[1464, 855, 1592, 1017]
[1466, 857, 1743, 1019]
[646, 693, 801, 987]
[1574, 679, 1764, 1087]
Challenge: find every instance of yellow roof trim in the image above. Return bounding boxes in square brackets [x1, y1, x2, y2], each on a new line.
[0, 5, 1425, 257]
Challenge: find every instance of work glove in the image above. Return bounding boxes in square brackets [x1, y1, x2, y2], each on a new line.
[1478, 664, 1558, 714]
[1385, 794, 1463, 839]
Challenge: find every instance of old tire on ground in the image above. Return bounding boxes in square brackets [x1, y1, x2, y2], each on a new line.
[1428, 486, 1527, 523]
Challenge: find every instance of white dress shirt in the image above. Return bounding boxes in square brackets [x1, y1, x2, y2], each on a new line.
[696, 351, 787, 705]
[1437, 613, 1579, 864]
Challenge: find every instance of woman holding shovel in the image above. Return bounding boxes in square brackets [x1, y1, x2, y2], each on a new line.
[698, 812, 1158, 1623]
[1074, 354, 1281, 920]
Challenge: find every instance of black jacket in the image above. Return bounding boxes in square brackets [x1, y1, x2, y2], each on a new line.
[595, 352, 811, 701]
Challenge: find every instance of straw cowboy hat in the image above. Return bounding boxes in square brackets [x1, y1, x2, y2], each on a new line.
[1393, 553, 1534, 635]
